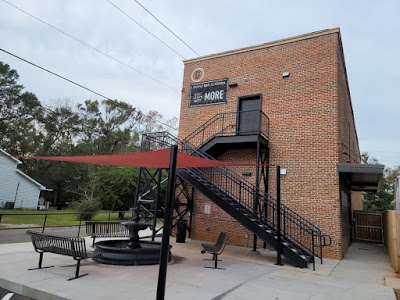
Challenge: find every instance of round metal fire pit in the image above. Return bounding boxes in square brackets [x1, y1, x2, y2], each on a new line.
[93, 240, 172, 266]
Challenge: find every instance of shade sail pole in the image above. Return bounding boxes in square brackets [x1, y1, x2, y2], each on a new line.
[156, 145, 178, 300]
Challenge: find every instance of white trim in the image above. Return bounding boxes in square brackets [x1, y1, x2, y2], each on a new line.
[0, 148, 22, 164]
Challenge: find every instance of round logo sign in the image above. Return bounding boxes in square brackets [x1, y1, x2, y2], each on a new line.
[191, 68, 204, 82]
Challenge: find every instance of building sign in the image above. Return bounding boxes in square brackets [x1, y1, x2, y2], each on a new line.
[189, 79, 228, 107]
[191, 68, 204, 82]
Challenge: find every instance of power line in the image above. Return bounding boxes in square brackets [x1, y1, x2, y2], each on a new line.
[1, 0, 179, 92]
[0, 48, 112, 100]
[106, 0, 186, 59]
[132, 0, 200, 56]
[0, 47, 178, 131]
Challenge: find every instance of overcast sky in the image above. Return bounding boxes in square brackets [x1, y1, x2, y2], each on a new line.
[0, 0, 399, 167]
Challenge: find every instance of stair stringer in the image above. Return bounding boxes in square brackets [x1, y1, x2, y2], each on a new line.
[177, 168, 311, 268]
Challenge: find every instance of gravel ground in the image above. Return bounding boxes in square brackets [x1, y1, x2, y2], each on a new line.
[0, 226, 86, 244]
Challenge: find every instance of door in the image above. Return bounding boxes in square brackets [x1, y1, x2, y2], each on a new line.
[354, 211, 383, 243]
[238, 96, 261, 135]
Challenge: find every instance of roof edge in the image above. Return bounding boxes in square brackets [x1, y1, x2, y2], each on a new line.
[337, 163, 385, 174]
[184, 28, 340, 64]
[16, 169, 50, 190]
[0, 148, 22, 164]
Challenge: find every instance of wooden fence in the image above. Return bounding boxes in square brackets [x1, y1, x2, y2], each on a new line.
[382, 210, 400, 272]
[354, 210, 383, 243]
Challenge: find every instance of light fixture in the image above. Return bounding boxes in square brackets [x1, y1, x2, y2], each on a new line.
[282, 71, 290, 78]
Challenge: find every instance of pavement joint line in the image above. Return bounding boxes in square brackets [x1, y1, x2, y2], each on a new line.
[327, 258, 341, 277]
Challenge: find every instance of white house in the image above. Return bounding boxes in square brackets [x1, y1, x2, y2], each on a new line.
[0, 148, 52, 209]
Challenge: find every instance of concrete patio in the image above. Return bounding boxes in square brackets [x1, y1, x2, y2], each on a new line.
[0, 233, 396, 300]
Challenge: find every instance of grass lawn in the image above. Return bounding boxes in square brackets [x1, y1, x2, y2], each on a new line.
[0, 208, 130, 227]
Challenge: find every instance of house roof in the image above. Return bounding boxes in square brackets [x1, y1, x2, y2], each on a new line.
[184, 28, 340, 64]
[16, 170, 53, 191]
[0, 148, 22, 164]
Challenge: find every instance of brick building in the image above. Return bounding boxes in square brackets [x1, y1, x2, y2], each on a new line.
[172, 28, 384, 262]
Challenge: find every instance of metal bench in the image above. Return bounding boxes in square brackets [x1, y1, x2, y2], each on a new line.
[86, 221, 130, 246]
[201, 232, 229, 269]
[26, 230, 95, 281]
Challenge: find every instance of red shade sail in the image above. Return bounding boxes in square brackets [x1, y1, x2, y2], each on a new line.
[16, 148, 262, 168]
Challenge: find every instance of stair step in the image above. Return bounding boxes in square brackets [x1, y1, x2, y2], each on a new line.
[179, 166, 321, 269]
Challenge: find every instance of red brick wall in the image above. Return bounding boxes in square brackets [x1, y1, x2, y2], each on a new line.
[336, 36, 363, 255]
[178, 30, 359, 260]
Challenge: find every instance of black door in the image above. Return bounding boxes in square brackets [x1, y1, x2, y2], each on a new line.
[238, 97, 261, 135]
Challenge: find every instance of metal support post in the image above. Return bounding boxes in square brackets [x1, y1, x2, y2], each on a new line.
[276, 165, 283, 266]
[152, 169, 163, 241]
[253, 141, 261, 251]
[157, 145, 178, 300]
[134, 167, 143, 208]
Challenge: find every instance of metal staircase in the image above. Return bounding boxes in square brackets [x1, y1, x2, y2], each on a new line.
[183, 110, 269, 157]
[142, 131, 331, 269]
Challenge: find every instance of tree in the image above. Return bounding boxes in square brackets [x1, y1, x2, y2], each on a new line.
[0, 60, 178, 208]
[362, 152, 400, 212]
[0, 62, 43, 155]
[76, 99, 142, 154]
[90, 166, 138, 211]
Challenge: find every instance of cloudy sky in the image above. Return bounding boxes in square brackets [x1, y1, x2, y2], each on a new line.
[0, 0, 399, 167]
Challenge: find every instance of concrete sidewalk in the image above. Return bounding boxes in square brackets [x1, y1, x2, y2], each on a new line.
[0, 235, 396, 300]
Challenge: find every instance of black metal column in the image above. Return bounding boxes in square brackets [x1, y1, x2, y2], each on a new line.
[188, 187, 194, 238]
[152, 169, 163, 241]
[253, 141, 261, 251]
[276, 165, 283, 266]
[157, 145, 178, 300]
[134, 167, 143, 208]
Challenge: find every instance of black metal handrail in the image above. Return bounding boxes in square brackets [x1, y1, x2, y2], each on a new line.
[143, 132, 318, 229]
[183, 110, 269, 149]
[142, 131, 331, 261]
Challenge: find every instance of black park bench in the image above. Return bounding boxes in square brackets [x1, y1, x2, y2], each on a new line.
[26, 230, 96, 281]
[201, 232, 229, 269]
[85, 221, 130, 247]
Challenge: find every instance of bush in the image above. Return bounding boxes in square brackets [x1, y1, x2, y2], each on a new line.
[72, 197, 101, 221]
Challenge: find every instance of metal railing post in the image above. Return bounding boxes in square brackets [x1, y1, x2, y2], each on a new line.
[319, 234, 323, 264]
[312, 231, 315, 271]
[77, 213, 83, 237]
[42, 214, 48, 233]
